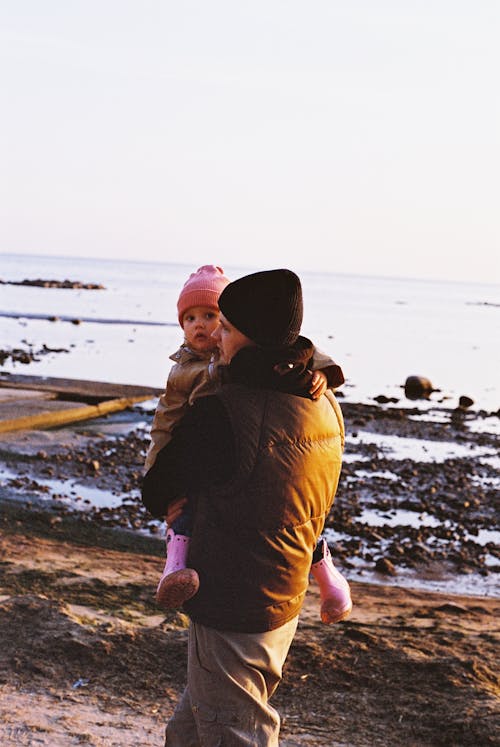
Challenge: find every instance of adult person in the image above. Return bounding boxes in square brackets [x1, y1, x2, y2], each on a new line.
[142, 268, 345, 746]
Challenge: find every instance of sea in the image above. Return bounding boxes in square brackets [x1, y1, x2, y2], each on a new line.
[1, 252, 499, 415]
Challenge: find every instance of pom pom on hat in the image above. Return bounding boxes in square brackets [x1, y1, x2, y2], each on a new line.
[218, 269, 303, 346]
[177, 265, 230, 327]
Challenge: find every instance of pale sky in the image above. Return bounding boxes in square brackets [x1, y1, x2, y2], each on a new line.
[1, 1, 498, 283]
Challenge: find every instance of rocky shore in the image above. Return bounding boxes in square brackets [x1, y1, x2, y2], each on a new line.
[1, 399, 498, 588]
[0, 399, 499, 745]
[0, 278, 105, 289]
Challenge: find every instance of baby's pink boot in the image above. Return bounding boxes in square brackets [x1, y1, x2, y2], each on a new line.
[311, 539, 352, 624]
[156, 528, 199, 609]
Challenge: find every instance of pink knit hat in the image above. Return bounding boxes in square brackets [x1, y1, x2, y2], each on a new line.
[177, 265, 230, 326]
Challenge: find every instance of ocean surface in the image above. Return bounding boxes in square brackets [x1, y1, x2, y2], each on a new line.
[1, 252, 499, 413]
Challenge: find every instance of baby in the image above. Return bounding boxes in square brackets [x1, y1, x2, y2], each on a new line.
[145, 265, 352, 624]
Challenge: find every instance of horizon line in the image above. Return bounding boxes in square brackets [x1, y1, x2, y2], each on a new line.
[1, 250, 499, 290]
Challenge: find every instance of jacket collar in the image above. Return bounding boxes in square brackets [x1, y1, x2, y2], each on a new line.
[169, 343, 215, 365]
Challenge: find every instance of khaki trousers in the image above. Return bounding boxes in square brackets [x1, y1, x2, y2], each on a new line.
[165, 616, 299, 746]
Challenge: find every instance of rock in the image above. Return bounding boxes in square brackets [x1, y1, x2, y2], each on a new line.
[451, 408, 466, 426]
[373, 395, 399, 404]
[435, 603, 469, 615]
[0, 278, 105, 290]
[343, 627, 377, 643]
[0, 344, 69, 367]
[374, 557, 397, 576]
[458, 395, 474, 409]
[404, 376, 434, 400]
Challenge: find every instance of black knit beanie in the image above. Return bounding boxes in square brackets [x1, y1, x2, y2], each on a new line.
[218, 269, 303, 346]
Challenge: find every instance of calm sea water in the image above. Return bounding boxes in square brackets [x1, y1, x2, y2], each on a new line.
[1, 253, 499, 412]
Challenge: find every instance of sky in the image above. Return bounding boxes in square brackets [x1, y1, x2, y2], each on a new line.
[1, 1, 498, 284]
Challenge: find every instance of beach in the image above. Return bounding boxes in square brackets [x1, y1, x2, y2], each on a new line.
[0, 258, 499, 744]
[1, 510, 498, 747]
[0, 387, 498, 746]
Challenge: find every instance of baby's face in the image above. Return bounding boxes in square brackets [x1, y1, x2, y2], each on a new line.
[182, 306, 220, 353]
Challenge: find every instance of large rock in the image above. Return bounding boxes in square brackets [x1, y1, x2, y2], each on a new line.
[458, 395, 474, 409]
[404, 376, 434, 400]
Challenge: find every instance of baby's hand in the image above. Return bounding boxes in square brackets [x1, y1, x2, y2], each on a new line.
[166, 497, 188, 525]
[310, 371, 328, 400]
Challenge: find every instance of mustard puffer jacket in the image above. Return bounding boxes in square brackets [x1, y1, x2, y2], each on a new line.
[184, 383, 345, 633]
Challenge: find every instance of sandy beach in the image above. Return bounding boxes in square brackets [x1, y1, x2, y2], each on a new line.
[0, 393, 499, 746]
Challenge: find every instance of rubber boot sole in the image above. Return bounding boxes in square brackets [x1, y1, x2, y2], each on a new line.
[156, 568, 200, 609]
[320, 599, 353, 624]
